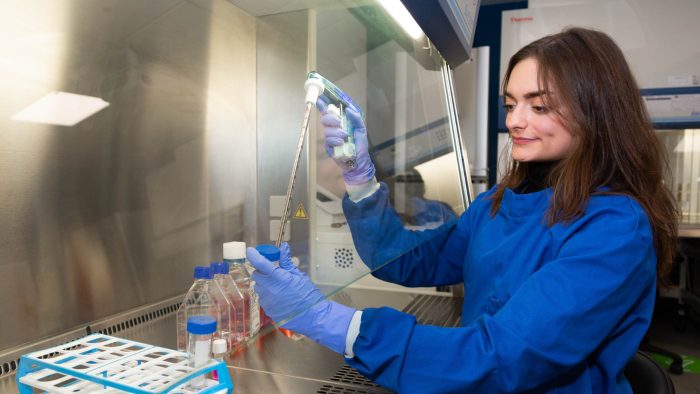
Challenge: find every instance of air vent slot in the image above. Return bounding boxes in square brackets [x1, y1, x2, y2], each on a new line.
[334, 247, 355, 269]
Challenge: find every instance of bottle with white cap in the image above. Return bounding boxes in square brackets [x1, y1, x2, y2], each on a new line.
[211, 338, 228, 382]
[223, 241, 261, 338]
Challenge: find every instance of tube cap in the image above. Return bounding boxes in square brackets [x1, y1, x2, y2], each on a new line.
[256, 244, 280, 262]
[223, 241, 246, 260]
[187, 316, 217, 335]
[212, 338, 228, 355]
[194, 266, 212, 279]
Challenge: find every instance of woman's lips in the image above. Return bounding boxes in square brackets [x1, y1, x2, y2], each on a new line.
[512, 137, 537, 145]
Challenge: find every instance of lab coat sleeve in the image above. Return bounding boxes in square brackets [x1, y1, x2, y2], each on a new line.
[346, 199, 656, 393]
[342, 183, 471, 287]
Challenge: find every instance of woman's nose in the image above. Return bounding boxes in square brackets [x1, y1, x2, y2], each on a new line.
[506, 105, 527, 130]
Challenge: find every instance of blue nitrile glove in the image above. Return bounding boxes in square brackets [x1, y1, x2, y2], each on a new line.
[247, 243, 356, 354]
[317, 99, 376, 185]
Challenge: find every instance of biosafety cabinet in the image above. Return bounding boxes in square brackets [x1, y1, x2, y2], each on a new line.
[0, 1, 482, 392]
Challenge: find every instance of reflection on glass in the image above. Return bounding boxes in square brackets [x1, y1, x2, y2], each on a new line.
[304, 3, 466, 300]
[658, 128, 700, 224]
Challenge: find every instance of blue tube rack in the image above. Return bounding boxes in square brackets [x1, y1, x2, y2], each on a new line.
[16, 334, 233, 393]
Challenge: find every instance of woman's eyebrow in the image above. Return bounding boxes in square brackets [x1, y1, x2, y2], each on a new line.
[504, 90, 547, 100]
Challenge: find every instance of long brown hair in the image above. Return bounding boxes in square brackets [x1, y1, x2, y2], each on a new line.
[491, 27, 678, 284]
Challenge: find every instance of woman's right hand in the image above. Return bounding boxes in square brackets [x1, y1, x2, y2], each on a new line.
[317, 99, 375, 185]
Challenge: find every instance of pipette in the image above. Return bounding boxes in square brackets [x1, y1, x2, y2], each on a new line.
[307, 71, 364, 170]
[275, 76, 325, 247]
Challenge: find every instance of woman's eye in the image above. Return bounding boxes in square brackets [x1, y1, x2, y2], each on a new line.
[502, 103, 515, 112]
[530, 105, 549, 114]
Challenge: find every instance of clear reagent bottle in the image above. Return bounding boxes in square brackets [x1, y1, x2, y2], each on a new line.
[177, 265, 232, 351]
[211, 261, 245, 349]
[186, 315, 216, 391]
[223, 241, 261, 339]
[176, 267, 222, 352]
[211, 338, 228, 382]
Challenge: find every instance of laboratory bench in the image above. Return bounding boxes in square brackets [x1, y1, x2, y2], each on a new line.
[0, 287, 462, 394]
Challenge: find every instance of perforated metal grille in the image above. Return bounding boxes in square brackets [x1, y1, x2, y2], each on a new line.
[334, 247, 355, 269]
[317, 385, 387, 394]
[403, 294, 462, 327]
[317, 365, 392, 393]
[331, 365, 384, 388]
[92, 303, 180, 336]
[0, 359, 18, 377]
[0, 301, 180, 378]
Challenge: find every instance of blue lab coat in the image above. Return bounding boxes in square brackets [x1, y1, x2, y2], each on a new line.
[342, 184, 656, 393]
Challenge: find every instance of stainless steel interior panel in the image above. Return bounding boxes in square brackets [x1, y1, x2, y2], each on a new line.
[0, 0, 257, 351]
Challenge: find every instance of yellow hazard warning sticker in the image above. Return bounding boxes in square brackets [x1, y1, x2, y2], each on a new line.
[293, 203, 308, 219]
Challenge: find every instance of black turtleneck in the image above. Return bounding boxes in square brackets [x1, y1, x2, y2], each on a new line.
[516, 161, 557, 194]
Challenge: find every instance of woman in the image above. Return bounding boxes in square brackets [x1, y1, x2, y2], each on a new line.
[247, 27, 678, 393]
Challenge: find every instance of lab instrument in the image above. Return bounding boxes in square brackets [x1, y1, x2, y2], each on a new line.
[308, 71, 365, 170]
[274, 75, 325, 247]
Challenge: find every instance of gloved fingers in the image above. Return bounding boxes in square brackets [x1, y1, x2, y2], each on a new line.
[320, 113, 342, 128]
[251, 271, 266, 287]
[324, 144, 335, 158]
[251, 278, 270, 303]
[323, 126, 347, 140]
[352, 123, 368, 145]
[345, 107, 365, 130]
[278, 242, 295, 270]
[316, 97, 329, 113]
[279, 242, 291, 262]
[325, 136, 345, 149]
[246, 247, 276, 275]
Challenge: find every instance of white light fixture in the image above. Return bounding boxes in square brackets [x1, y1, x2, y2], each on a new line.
[12, 91, 109, 127]
[378, 0, 424, 40]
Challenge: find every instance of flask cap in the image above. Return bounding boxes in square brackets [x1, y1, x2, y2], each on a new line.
[223, 241, 246, 260]
[194, 266, 212, 279]
[187, 316, 217, 335]
[256, 244, 280, 262]
[212, 338, 228, 355]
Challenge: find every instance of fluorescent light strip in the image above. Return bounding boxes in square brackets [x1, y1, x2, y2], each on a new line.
[378, 0, 424, 40]
[12, 91, 109, 127]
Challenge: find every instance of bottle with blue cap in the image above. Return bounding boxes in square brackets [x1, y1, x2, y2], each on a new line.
[223, 241, 261, 339]
[210, 261, 245, 349]
[255, 244, 281, 328]
[186, 315, 216, 391]
[176, 266, 233, 353]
